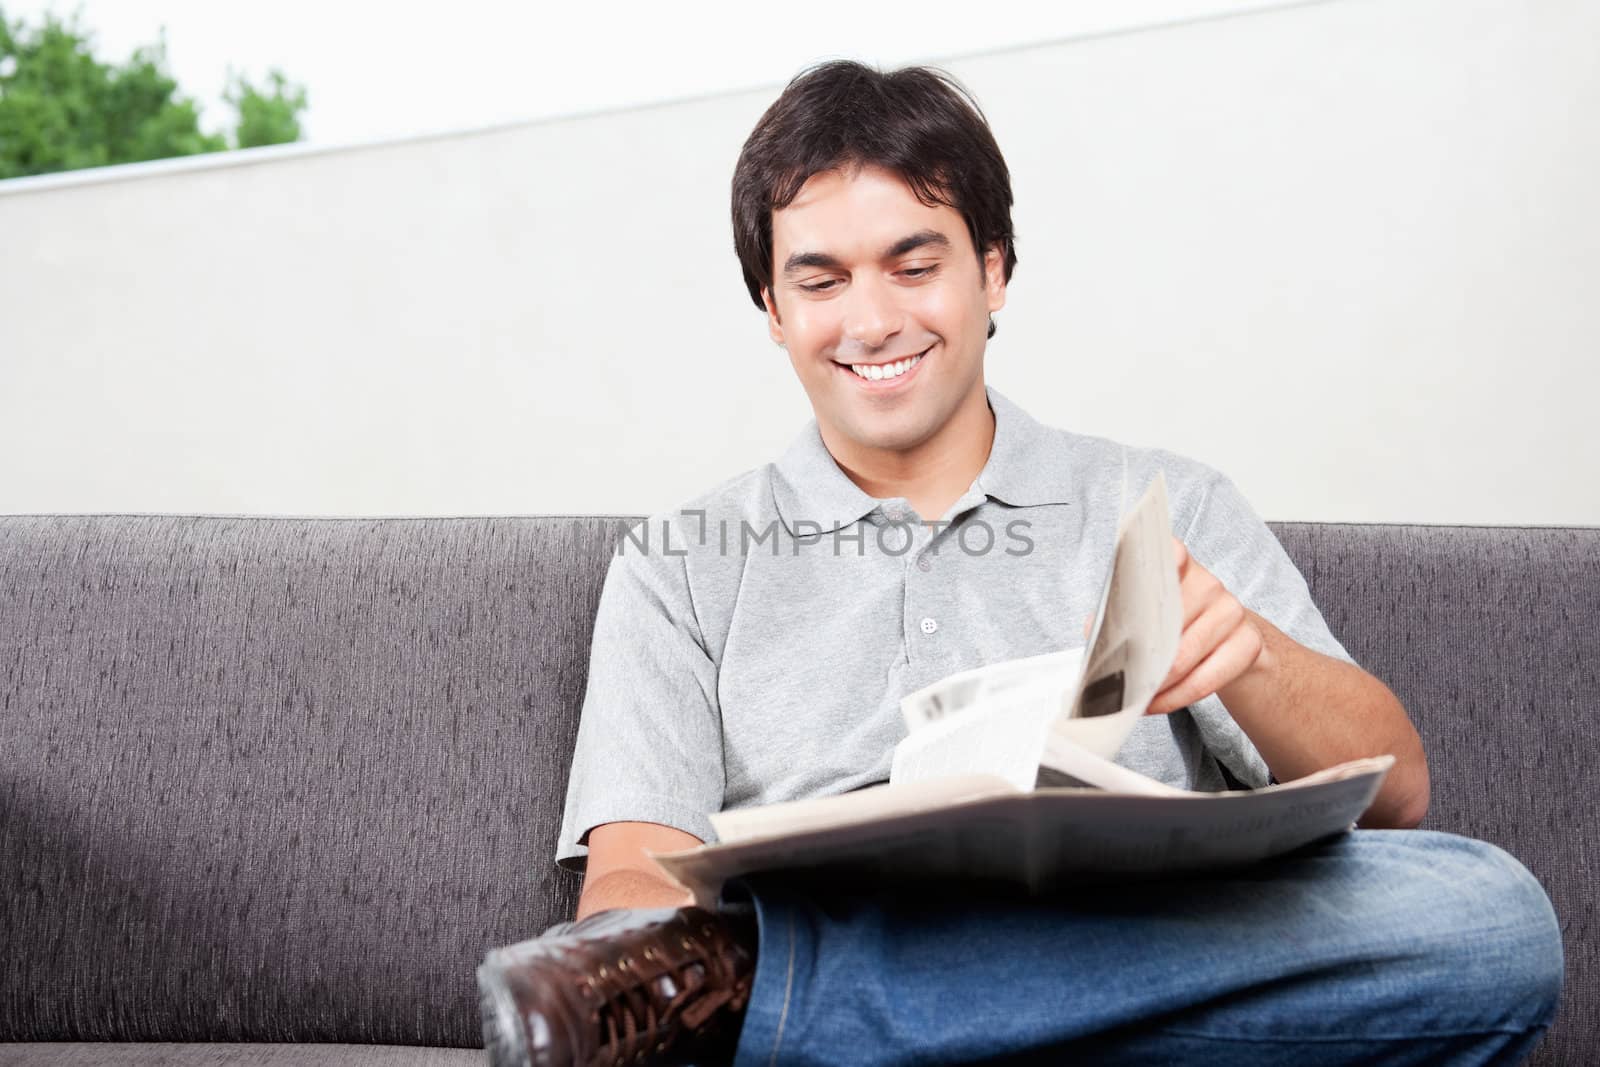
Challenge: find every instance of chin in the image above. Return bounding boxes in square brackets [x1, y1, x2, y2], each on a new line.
[845, 404, 941, 452]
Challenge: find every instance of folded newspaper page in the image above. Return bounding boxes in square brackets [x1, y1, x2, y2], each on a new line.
[887, 474, 1180, 791]
[648, 473, 1395, 906]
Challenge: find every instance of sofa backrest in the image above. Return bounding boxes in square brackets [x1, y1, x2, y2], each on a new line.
[1273, 521, 1598, 1062]
[1, 516, 612, 1047]
[1, 516, 1594, 1060]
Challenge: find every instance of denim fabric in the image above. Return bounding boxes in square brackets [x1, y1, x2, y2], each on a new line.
[725, 831, 1563, 1067]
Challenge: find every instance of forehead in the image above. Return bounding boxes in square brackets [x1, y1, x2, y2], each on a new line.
[771, 164, 971, 259]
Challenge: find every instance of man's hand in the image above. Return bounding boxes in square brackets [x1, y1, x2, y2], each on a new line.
[1131, 536, 1429, 828]
[1147, 537, 1270, 716]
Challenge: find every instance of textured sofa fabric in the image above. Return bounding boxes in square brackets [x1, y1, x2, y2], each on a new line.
[1, 515, 1595, 1064]
[0, 1045, 484, 1065]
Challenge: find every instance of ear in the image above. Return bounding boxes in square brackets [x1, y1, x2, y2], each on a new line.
[983, 243, 1008, 314]
[761, 286, 785, 347]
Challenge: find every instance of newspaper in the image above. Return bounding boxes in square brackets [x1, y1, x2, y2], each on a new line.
[650, 474, 1393, 907]
[887, 475, 1183, 790]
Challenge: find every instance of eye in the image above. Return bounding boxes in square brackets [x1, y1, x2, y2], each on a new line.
[799, 279, 840, 293]
[900, 265, 938, 279]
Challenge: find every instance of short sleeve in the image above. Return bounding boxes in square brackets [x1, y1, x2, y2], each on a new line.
[1166, 460, 1358, 789]
[554, 518, 726, 875]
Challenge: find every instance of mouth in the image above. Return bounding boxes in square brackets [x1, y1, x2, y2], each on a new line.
[834, 344, 933, 391]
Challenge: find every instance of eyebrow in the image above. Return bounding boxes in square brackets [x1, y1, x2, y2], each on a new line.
[781, 229, 953, 276]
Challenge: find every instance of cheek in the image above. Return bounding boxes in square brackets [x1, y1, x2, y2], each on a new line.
[915, 280, 982, 335]
[783, 304, 838, 354]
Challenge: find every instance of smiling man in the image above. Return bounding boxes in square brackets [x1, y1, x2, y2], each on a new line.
[477, 61, 1563, 1067]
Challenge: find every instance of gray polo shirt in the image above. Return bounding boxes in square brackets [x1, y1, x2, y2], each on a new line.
[554, 385, 1354, 874]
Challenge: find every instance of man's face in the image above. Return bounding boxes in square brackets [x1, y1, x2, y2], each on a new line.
[761, 164, 1007, 459]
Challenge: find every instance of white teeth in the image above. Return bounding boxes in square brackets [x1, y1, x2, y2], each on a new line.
[850, 352, 923, 381]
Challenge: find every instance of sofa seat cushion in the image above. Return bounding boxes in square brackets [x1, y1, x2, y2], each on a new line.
[0, 1044, 484, 1066]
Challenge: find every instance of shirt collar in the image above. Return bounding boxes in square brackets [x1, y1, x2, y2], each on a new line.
[771, 384, 1073, 536]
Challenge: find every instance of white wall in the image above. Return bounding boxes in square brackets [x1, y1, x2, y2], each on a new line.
[2, 0, 1595, 524]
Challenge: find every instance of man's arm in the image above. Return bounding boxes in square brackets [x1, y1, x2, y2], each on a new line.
[575, 821, 701, 920]
[553, 512, 728, 900]
[1220, 610, 1428, 829]
[1148, 538, 1430, 829]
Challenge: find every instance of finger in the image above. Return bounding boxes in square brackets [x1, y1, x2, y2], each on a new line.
[1162, 594, 1246, 691]
[1171, 536, 1189, 574]
[1151, 626, 1258, 714]
[1176, 548, 1221, 630]
[1146, 697, 1184, 716]
[1148, 625, 1264, 714]
[1178, 570, 1215, 631]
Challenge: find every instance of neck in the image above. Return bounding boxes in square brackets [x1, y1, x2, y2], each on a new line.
[822, 382, 996, 523]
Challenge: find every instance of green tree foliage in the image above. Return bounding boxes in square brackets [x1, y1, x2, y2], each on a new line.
[227, 68, 306, 150]
[0, 7, 308, 180]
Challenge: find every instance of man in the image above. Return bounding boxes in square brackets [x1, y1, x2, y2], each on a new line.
[477, 61, 1562, 1066]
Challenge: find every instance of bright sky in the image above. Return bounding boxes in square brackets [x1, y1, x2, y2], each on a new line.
[3, 0, 1281, 146]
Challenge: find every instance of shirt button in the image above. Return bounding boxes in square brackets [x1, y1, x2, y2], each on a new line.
[920, 617, 938, 635]
[917, 556, 932, 572]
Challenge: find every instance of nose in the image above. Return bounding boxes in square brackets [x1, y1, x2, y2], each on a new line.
[839, 273, 904, 351]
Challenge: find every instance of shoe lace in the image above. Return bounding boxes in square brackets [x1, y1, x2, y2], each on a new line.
[582, 917, 750, 1066]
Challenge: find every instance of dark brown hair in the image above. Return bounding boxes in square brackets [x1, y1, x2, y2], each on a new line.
[731, 60, 1017, 339]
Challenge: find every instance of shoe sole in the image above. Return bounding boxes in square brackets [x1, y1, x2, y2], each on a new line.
[477, 951, 531, 1067]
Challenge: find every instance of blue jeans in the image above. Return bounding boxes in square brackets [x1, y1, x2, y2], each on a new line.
[721, 831, 1563, 1066]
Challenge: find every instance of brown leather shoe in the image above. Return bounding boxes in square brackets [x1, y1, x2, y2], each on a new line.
[477, 905, 758, 1067]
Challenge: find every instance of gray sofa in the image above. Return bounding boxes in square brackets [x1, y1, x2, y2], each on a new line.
[1, 515, 1595, 1065]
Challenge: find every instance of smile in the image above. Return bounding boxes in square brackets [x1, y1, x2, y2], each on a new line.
[839, 345, 931, 387]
